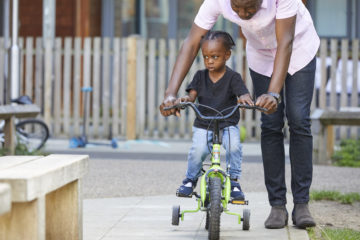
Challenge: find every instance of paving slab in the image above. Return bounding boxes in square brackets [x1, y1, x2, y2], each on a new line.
[83, 193, 309, 240]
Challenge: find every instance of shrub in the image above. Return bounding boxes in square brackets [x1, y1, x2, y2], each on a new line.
[332, 139, 360, 167]
[0, 143, 45, 156]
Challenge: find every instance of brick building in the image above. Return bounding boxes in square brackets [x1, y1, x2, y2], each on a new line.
[0, 0, 359, 39]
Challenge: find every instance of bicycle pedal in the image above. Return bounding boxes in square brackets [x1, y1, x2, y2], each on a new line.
[176, 190, 193, 198]
[230, 199, 248, 205]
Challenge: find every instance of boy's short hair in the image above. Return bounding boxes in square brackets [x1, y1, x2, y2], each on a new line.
[200, 31, 236, 51]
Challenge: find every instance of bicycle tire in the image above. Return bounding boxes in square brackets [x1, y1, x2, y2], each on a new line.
[208, 177, 222, 240]
[172, 205, 180, 226]
[15, 119, 49, 152]
[242, 208, 250, 230]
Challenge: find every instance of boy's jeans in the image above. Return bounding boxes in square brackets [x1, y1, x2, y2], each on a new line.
[250, 57, 316, 206]
[185, 125, 243, 181]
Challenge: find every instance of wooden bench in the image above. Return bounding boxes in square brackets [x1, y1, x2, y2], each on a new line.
[0, 183, 11, 215]
[0, 154, 89, 240]
[0, 104, 41, 154]
[311, 108, 360, 165]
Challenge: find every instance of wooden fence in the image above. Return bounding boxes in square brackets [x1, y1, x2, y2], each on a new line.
[0, 37, 359, 140]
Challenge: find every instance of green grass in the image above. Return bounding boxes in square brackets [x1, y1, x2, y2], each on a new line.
[310, 190, 360, 204]
[324, 228, 360, 240]
[308, 227, 360, 240]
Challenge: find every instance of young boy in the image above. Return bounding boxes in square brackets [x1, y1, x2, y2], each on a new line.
[175, 31, 254, 200]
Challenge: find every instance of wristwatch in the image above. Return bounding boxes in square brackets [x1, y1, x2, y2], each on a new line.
[267, 92, 281, 104]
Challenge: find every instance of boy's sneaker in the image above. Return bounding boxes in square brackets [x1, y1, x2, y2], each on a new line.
[231, 180, 245, 200]
[176, 178, 197, 197]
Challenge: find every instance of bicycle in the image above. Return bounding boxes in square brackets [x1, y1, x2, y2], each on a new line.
[0, 96, 50, 153]
[165, 102, 266, 240]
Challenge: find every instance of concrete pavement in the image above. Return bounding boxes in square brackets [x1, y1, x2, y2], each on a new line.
[44, 138, 314, 240]
[83, 194, 308, 240]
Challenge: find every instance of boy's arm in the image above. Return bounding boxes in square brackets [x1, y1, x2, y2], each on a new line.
[231, 73, 253, 106]
[182, 89, 197, 103]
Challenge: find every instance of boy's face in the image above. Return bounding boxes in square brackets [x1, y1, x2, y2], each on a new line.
[201, 39, 230, 73]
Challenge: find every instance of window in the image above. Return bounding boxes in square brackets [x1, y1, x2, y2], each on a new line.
[308, 0, 359, 38]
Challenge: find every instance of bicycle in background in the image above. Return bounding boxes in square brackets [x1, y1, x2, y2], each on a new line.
[0, 96, 49, 153]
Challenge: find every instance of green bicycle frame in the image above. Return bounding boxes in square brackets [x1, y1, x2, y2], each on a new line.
[180, 114, 243, 224]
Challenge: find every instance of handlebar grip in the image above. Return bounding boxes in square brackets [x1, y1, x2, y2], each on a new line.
[238, 104, 268, 112]
[163, 103, 186, 111]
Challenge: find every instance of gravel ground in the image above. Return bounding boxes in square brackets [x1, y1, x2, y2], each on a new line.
[83, 159, 360, 198]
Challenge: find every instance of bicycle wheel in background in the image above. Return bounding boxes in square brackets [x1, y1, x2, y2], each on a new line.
[16, 119, 50, 152]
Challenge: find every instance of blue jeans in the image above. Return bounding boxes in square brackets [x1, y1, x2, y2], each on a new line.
[186, 125, 243, 181]
[250, 57, 316, 206]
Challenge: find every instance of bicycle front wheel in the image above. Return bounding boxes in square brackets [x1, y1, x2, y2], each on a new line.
[208, 177, 222, 240]
[16, 119, 49, 152]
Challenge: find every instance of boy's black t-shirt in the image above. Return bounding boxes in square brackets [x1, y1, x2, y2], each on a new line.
[186, 66, 249, 130]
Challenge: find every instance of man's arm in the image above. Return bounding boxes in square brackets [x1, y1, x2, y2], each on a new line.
[255, 15, 296, 113]
[160, 23, 208, 116]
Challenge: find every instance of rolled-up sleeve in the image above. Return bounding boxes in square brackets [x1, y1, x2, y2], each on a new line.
[194, 0, 221, 30]
[276, 0, 298, 19]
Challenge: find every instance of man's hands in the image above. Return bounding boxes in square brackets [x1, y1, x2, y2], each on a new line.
[160, 90, 197, 117]
[159, 95, 192, 117]
[160, 92, 279, 117]
[159, 95, 179, 117]
[238, 93, 279, 114]
[255, 93, 278, 114]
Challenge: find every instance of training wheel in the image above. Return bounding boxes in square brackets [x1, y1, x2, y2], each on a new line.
[242, 208, 250, 230]
[172, 205, 180, 225]
[205, 210, 209, 230]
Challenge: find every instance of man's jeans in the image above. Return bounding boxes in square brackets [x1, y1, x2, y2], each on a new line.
[250, 57, 316, 206]
[186, 125, 243, 181]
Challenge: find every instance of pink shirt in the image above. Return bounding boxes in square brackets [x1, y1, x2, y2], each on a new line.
[194, 0, 320, 77]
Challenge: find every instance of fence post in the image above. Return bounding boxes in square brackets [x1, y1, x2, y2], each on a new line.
[44, 39, 52, 127]
[127, 36, 137, 140]
[0, 38, 4, 104]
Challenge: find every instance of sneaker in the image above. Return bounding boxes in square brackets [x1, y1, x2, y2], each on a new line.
[230, 180, 245, 200]
[176, 178, 197, 197]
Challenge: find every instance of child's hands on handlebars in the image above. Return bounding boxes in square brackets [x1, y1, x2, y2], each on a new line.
[237, 93, 254, 106]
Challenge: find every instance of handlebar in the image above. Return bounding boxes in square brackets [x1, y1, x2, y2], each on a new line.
[164, 102, 267, 121]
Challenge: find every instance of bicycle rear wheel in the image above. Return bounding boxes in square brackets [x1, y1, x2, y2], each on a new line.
[16, 119, 49, 152]
[208, 177, 222, 240]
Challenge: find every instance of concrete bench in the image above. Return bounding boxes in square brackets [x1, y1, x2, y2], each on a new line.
[311, 107, 360, 165]
[0, 154, 89, 240]
[0, 104, 41, 154]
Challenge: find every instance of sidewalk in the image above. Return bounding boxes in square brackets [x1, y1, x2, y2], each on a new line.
[44, 139, 306, 240]
[83, 194, 308, 240]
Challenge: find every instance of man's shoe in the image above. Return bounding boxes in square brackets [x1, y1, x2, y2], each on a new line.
[230, 180, 245, 200]
[176, 178, 197, 197]
[265, 205, 288, 229]
[292, 203, 316, 229]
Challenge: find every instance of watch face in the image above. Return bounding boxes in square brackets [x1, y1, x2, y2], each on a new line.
[268, 92, 281, 104]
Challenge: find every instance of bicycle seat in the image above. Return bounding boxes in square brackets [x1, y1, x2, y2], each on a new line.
[11, 95, 33, 105]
